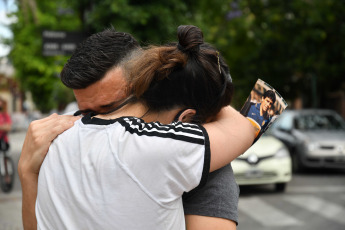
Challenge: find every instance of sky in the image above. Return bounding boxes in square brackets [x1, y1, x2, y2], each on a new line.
[0, 0, 17, 57]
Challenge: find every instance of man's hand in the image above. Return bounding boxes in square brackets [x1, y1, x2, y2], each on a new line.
[18, 113, 80, 230]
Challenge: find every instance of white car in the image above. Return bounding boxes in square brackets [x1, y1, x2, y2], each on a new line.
[232, 135, 292, 192]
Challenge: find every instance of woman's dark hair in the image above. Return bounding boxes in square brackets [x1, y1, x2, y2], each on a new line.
[128, 25, 234, 123]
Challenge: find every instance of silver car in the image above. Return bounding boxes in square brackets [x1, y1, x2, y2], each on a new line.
[268, 109, 345, 172]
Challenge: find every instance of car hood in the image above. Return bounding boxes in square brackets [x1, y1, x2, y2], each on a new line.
[297, 130, 345, 142]
[238, 136, 286, 159]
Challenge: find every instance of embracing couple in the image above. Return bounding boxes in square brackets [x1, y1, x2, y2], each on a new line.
[18, 25, 255, 230]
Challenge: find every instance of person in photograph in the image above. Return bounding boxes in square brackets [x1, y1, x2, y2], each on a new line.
[241, 89, 276, 138]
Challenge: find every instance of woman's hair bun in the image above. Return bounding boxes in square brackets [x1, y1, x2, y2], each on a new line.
[177, 25, 204, 53]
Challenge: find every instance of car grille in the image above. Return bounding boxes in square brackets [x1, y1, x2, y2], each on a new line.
[324, 158, 345, 164]
[305, 157, 345, 168]
[320, 145, 335, 150]
[308, 143, 345, 156]
[235, 171, 277, 180]
[236, 155, 274, 165]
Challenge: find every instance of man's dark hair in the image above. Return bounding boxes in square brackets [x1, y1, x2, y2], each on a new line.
[60, 28, 140, 89]
[263, 89, 276, 104]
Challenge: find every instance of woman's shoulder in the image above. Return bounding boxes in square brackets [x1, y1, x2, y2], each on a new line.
[116, 118, 207, 144]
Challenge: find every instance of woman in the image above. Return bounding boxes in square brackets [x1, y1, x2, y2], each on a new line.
[36, 25, 254, 229]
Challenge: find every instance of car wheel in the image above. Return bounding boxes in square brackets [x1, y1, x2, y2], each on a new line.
[275, 183, 286, 192]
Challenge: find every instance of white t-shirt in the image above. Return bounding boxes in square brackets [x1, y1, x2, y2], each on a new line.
[36, 114, 210, 230]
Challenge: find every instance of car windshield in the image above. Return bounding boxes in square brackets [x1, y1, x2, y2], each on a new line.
[296, 114, 345, 131]
[272, 113, 293, 130]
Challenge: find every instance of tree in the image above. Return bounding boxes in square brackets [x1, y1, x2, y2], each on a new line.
[9, 0, 80, 112]
[221, 0, 345, 108]
[8, 0, 226, 112]
[8, 0, 345, 111]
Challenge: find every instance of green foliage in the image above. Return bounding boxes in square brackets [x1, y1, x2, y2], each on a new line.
[9, 0, 79, 112]
[222, 0, 345, 108]
[7, 0, 345, 111]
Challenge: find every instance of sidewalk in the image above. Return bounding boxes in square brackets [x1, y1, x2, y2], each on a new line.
[0, 131, 26, 230]
[0, 191, 22, 230]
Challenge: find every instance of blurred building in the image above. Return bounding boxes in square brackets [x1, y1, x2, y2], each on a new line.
[0, 57, 24, 114]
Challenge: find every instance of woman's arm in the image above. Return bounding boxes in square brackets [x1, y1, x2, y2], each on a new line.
[186, 215, 236, 230]
[204, 106, 255, 172]
[18, 114, 80, 230]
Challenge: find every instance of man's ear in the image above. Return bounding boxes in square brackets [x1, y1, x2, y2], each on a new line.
[178, 109, 196, 123]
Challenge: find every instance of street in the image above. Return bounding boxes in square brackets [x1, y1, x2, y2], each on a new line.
[238, 169, 345, 230]
[0, 131, 25, 230]
[0, 130, 345, 230]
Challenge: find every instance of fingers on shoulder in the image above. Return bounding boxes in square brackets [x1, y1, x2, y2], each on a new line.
[50, 115, 79, 133]
[28, 114, 79, 142]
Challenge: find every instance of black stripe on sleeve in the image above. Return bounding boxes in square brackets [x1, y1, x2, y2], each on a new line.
[128, 118, 204, 137]
[81, 115, 206, 145]
[181, 125, 210, 199]
[118, 118, 206, 145]
[195, 124, 210, 189]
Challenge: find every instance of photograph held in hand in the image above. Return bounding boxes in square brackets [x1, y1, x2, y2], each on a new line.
[240, 79, 288, 143]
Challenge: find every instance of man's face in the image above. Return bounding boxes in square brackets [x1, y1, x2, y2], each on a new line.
[73, 67, 128, 114]
[261, 96, 274, 112]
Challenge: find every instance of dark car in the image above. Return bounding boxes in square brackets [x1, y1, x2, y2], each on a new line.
[268, 109, 345, 172]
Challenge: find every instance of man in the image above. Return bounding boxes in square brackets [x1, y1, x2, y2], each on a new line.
[241, 90, 276, 140]
[18, 28, 239, 229]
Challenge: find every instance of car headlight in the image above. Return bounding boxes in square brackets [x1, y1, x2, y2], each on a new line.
[275, 148, 290, 159]
[303, 139, 318, 152]
[337, 145, 345, 154]
[307, 142, 319, 152]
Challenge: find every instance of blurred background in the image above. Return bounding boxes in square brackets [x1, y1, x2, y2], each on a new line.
[0, 0, 344, 229]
